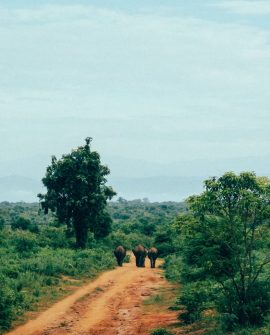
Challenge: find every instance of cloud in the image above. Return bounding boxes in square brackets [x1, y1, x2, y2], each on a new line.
[212, 0, 270, 15]
[0, 2, 270, 172]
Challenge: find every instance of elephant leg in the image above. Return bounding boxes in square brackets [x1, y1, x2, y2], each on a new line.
[135, 256, 139, 267]
[152, 259, 156, 268]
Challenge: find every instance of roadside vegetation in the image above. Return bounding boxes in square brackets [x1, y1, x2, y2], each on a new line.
[0, 199, 184, 333]
[163, 172, 270, 335]
[0, 225, 115, 332]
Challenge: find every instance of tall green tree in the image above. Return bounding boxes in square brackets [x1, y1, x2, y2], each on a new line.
[176, 172, 270, 328]
[38, 138, 116, 248]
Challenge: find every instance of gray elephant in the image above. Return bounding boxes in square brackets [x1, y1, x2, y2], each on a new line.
[148, 247, 158, 268]
[114, 245, 126, 266]
[132, 244, 148, 267]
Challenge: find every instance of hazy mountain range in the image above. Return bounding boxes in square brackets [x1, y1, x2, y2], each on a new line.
[0, 154, 269, 202]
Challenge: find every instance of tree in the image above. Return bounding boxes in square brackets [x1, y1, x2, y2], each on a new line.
[177, 172, 270, 328]
[38, 138, 116, 248]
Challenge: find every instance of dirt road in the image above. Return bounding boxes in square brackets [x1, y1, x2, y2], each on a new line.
[6, 255, 178, 335]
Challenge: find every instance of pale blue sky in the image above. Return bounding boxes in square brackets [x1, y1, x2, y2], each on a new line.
[1, 0, 270, 200]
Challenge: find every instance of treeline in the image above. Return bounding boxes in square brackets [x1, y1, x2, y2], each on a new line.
[108, 199, 185, 255]
[0, 202, 52, 229]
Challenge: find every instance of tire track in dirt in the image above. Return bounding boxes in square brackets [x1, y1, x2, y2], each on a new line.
[6, 256, 178, 335]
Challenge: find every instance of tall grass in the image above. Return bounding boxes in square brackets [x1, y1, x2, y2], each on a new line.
[0, 227, 115, 332]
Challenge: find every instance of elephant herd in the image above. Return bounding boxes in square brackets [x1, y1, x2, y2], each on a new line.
[114, 245, 158, 268]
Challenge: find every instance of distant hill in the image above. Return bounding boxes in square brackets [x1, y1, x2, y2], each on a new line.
[0, 175, 204, 203]
[1, 153, 269, 202]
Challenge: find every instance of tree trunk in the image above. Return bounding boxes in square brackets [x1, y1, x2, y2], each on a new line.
[74, 215, 88, 249]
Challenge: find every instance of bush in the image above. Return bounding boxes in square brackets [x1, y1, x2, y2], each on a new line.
[178, 281, 217, 324]
[39, 227, 72, 249]
[11, 217, 31, 231]
[154, 227, 175, 257]
[150, 328, 175, 335]
[219, 281, 270, 331]
[163, 254, 182, 282]
[13, 231, 39, 253]
[0, 217, 5, 230]
[105, 231, 154, 250]
[0, 276, 17, 330]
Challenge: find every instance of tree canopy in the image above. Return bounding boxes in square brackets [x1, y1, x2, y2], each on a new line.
[38, 138, 116, 248]
[175, 172, 270, 329]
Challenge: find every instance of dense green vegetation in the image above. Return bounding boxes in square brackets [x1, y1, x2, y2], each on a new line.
[108, 199, 185, 253]
[1, 168, 270, 335]
[164, 172, 270, 335]
[150, 328, 175, 335]
[0, 225, 115, 331]
[0, 199, 184, 332]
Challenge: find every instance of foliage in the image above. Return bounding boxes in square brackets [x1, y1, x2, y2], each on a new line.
[0, 198, 186, 332]
[109, 199, 185, 255]
[11, 216, 32, 231]
[105, 230, 154, 250]
[154, 225, 175, 257]
[163, 254, 182, 282]
[38, 138, 116, 248]
[150, 328, 175, 335]
[176, 172, 270, 330]
[12, 230, 39, 253]
[0, 226, 116, 333]
[0, 216, 5, 230]
[177, 280, 218, 324]
[38, 226, 74, 249]
[0, 275, 17, 330]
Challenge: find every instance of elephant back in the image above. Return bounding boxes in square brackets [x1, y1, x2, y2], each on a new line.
[148, 247, 158, 257]
[114, 245, 126, 256]
[132, 244, 147, 255]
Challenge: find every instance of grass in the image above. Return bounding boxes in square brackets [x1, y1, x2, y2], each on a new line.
[0, 228, 117, 333]
[143, 286, 179, 312]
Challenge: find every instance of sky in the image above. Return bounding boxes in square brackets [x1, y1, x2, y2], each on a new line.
[1, 0, 270, 201]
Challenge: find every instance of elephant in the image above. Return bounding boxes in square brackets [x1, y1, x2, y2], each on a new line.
[148, 247, 158, 268]
[114, 245, 126, 266]
[132, 244, 148, 267]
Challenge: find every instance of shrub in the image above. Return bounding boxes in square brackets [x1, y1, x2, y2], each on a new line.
[13, 231, 39, 253]
[164, 254, 182, 282]
[0, 276, 17, 331]
[178, 281, 217, 324]
[11, 217, 31, 231]
[39, 227, 71, 248]
[219, 280, 270, 331]
[150, 328, 175, 335]
[154, 227, 175, 257]
[0, 217, 5, 230]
